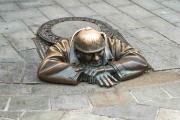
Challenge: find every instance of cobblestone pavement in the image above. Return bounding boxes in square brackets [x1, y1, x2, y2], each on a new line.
[0, 0, 180, 120]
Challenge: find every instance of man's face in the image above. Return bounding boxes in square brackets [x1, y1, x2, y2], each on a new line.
[75, 49, 105, 67]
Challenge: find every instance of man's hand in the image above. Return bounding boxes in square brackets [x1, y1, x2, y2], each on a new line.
[95, 72, 118, 87]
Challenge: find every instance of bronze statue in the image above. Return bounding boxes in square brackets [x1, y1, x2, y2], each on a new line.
[37, 27, 149, 87]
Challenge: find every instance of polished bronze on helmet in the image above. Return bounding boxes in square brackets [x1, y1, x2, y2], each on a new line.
[74, 27, 105, 53]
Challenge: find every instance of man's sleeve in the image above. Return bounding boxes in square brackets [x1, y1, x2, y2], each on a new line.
[37, 41, 82, 85]
[108, 38, 149, 81]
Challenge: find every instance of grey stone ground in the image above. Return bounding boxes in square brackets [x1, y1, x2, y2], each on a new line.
[0, 0, 180, 120]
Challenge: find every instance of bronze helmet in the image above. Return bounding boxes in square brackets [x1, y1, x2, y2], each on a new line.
[74, 27, 105, 53]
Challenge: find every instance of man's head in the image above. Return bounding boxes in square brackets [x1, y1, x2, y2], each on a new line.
[74, 27, 105, 67]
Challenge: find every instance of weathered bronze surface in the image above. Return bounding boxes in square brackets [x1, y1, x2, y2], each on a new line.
[37, 26, 149, 87]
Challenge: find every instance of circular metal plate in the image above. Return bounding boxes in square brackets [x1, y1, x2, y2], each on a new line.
[37, 17, 113, 44]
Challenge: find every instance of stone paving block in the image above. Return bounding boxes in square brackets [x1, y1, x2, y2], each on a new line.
[93, 104, 158, 120]
[22, 63, 44, 84]
[160, 0, 180, 12]
[0, 34, 9, 46]
[0, 84, 31, 95]
[89, 90, 135, 107]
[118, 4, 155, 19]
[51, 95, 90, 110]
[115, 71, 180, 91]
[125, 37, 153, 53]
[0, 2, 20, 12]
[30, 83, 115, 95]
[105, 13, 145, 30]
[130, 86, 170, 102]
[20, 111, 64, 120]
[0, 20, 29, 34]
[118, 29, 132, 38]
[0, 8, 43, 21]
[16, 0, 56, 8]
[142, 98, 180, 110]
[67, 6, 98, 17]
[38, 5, 72, 20]
[175, 22, 180, 28]
[0, 97, 9, 110]
[79, 0, 102, 5]
[162, 82, 180, 97]
[152, 8, 180, 24]
[0, 111, 22, 120]
[22, 16, 49, 34]
[19, 49, 41, 63]
[62, 112, 115, 120]
[88, 2, 121, 16]
[156, 108, 180, 120]
[55, 0, 84, 8]
[4, 30, 36, 51]
[139, 16, 180, 44]
[132, 0, 165, 10]
[104, 0, 133, 7]
[0, 45, 24, 63]
[0, 17, 3, 22]
[91, 15, 120, 29]
[9, 96, 49, 111]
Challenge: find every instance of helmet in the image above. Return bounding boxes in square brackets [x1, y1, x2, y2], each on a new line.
[74, 27, 105, 53]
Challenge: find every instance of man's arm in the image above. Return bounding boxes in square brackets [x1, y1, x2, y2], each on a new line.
[37, 40, 83, 85]
[109, 38, 149, 81]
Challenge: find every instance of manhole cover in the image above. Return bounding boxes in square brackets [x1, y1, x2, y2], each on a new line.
[37, 17, 114, 44]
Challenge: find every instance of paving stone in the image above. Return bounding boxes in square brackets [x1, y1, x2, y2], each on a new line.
[55, 0, 84, 8]
[93, 104, 158, 120]
[175, 22, 180, 27]
[4, 30, 36, 51]
[117, 29, 132, 38]
[23, 16, 49, 34]
[90, 15, 120, 29]
[104, 0, 133, 7]
[38, 5, 72, 20]
[0, 97, 9, 110]
[125, 36, 153, 53]
[89, 90, 135, 107]
[152, 8, 180, 24]
[142, 98, 180, 110]
[88, 2, 121, 16]
[156, 108, 180, 120]
[67, 6, 98, 17]
[0, 8, 43, 21]
[0, 84, 31, 95]
[19, 49, 41, 63]
[105, 13, 145, 30]
[9, 96, 49, 111]
[0, 20, 29, 34]
[0, 2, 20, 12]
[162, 82, 180, 97]
[130, 86, 170, 102]
[115, 71, 180, 91]
[0, 17, 3, 22]
[0, 45, 24, 63]
[132, 0, 165, 10]
[0, 111, 22, 120]
[30, 83, 115, 95]
[160, 0, 180, 12]
[16, 0, 56, 8]
[118, 4, 155, 19]
[23, 63, 44, 84]
[0, 34, 9, 46]
[139, 16, 180, 44]
[62, 112, 115, 120]
[79, 0, 102, 5]
[51, 95, 90, 110]
[128, 27, 180, 67]
[20, 111, 64, 120]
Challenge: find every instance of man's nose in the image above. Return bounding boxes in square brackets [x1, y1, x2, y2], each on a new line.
[93, 53, 100, 62]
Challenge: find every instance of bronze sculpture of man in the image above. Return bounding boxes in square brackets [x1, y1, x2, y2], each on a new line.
[37, 27, 149, 87]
